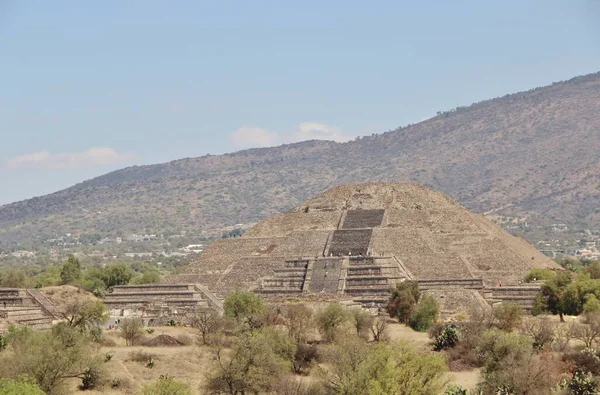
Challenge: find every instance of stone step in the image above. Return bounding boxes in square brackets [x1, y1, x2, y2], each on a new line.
[344, 287, 391, 294]
[108, 291, 200, 297]
[104, 298, 204, 306]
[257, 288, 303, 294]
[111, 284, 194, 292]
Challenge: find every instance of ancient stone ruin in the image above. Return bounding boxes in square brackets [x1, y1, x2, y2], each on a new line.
[164, 183, 560, 312]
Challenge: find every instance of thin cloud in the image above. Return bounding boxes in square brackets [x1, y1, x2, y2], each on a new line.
[229, 122, 356, 150]
[294, 122, 354, 143]
[229, 126, 278, 149]
[5, 147, 138, 170]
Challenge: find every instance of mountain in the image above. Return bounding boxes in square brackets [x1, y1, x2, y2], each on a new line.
[1, 72, 599, 248]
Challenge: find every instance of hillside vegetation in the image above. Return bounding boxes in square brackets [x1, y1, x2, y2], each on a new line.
[1, 72, 599, 248]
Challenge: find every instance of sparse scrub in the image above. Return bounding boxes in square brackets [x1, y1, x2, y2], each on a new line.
[142, 375, 191, 395]
[121, 317, 143, 346]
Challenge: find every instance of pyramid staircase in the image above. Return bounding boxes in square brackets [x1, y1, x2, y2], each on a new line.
[483, 286, 541, 311]
[103, 284, 209, 309]
[0, 288, 54, 330]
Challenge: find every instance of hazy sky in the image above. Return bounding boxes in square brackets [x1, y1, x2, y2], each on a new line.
[1, 1, 599, 205]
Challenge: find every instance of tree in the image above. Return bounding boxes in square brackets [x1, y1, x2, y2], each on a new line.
[0, 376, 45, 395]
[121, 317, 143, 346]
[408, 294, 439, 332]
[223, 291, 265, 325]
[62, 300, 108, 333]
[387, 281, 420, 324]
[319, 338, 447, 395]
[574, 313, 600, 348]
[316, 303, 351, 342]
[0, 269, 29, 288]
[524, 268, 556, 283]
[350, 309, 374, 340]
[142, 376, 191, 395]
[282, 304, 313, 344]
[537, 271, 572, 321]
[492, 302, 524, 332]
[191, 308, 223, 345]
[206, 328, 291, 394]
[520, 317, 554, 351]
[370, 318, 389, 342]
[0, 325, 102, 394]
[60, 255, 82, 285]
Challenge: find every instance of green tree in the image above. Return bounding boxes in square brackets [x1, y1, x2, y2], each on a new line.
[0, 376, 45, 395]
[60, 255, 82, 285]
[387, 281, 420, 324]
[223, 291, 265, 324]
[316, 303, 351, 342]
[62, 300, 108, 333]
[206, 328, 291, 394]
[0, 269, 29, 288]
[102, 263, 134, 288]
[524, 268, 556, 283]
[319, 338, 447, 395]
[0, 325, 102, 394]
[408, 294, 439, 332]
[537, 271, 572, 321]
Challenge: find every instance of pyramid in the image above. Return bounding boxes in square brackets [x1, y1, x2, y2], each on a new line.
[167, 183, 560, 311]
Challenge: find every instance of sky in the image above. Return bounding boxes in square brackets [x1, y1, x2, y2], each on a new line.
[1, 1, 599, 205]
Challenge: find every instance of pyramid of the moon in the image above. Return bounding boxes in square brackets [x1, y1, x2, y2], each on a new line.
[167, 183, 561, 309]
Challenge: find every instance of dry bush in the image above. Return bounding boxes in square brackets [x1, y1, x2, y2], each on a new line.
[175, 334, 193, 346]
[552, 323, 576, 353]
[274, 375, 325, 395]
[292, 343, 319, 375]
[492, 302, 524, 332]
[283, 304, 314, 344]
[121, 317, 143, 346]
[562, 349, 600, 375]
[191, 308, 224, 345]
[127, 350, 156, 364]
[97, 335, 117, 347]
[520, 317, 554, 351]
[371, 318, 389, 342]
[446, 343, 483, 371]
[573, 313, 600, 348]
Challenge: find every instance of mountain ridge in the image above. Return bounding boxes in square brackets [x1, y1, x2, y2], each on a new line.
[1, 72, 599, 248]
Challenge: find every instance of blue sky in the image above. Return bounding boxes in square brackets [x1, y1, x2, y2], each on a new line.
[1, 1, 599, 205]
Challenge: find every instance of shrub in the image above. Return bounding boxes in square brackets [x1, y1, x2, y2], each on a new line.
[223, 291, 265, 324]
[292, 343, 319, 374]
[387, 281, 420, 324]
[120, 317, 143, 346]
[408, 294, 439, 332]
[142, 376, 191, 395]
[560, 368, 598, 395]
[433, 325, 459, 351]
[444, 384, 469, 395]
[128, 350, 155, 364]
[524, 268, 556, 283]
[79, 366, 102, 390]
[350, 309, 374, 340]
[0, 375, 45, 395]
[0, 334, 6, 351]
[492, 302, 523, 332]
